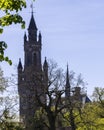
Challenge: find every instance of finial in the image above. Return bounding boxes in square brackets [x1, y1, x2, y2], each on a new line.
[67, 62, 68, 69]
[28, 3, 37, 30]
[30, 2, 34, 15]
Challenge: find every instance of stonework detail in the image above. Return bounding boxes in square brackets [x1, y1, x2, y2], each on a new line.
[18, 12, 48, 129]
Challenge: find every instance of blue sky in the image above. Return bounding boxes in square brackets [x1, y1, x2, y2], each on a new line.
[1, 0, 104, 96]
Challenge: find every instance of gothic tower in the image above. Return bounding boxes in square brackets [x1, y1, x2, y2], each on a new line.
[18, 11, 48, 129]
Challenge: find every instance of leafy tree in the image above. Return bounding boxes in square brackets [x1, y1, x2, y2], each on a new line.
[73, 87, 104, 130]
[76, 102, 104, 130]
[92, 87, 104, 119]
[0, 0, 35, 64]
[29, 108, 46, 130]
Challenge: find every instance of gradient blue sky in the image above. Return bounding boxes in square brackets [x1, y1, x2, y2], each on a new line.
[1, 0, 104, 96]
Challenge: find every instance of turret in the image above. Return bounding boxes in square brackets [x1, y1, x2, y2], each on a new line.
[18, 58, 23, 92]
[18, 58, 23, 71]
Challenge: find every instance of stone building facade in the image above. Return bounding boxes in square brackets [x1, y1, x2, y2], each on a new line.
[18, 12, 48, 129]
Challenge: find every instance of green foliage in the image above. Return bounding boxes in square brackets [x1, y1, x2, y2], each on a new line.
[75, 102, 104, 130]
[0, 0, 27, 64]
[33, 111, 45, 130]
[59, 101, 104, 130]
[0, 41, 12, 65]
[27, 108, 46, 130]
[0, 0, 26, 31]
[0, 0, 26, 11]
[0, 14, 25, 28]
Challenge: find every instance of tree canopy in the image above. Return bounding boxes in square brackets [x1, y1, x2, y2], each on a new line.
[0, 0, 28, 65]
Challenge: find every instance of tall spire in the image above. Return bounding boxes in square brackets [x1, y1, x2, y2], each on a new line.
[28, 3, 38, 42]
[66, 64, 69, 85]
[65, 64, 71, 98]
[28, 3, 37, 30]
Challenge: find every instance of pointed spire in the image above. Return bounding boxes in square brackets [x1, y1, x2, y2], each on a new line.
[39, 31, 41, 39]
[66, 64, 70, 86]
[28, 13, 37, 30]
[24, 32, 27, 41]
[43, 57, 48, 81]
[28, 4, 37, 30]
[38, 31, 42, 43]
[65, 63, 71, 98]
[43, 57, 48, 68]
[18, 58, 23, 70]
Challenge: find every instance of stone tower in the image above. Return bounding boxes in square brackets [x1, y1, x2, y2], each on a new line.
[18, 11, 48, 129]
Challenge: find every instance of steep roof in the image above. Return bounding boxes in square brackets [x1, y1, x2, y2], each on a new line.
[28, 12, 37, 30]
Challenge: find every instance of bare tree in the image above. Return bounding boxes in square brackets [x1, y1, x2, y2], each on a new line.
[93, 87, 104, 107]
[92, 87, 104, 118]
[32, 60, 87, 130]
[0, 67, 22, 130]
[33, 60, 65, 130]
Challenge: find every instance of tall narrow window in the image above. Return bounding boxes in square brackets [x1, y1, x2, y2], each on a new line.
[26, 53, 32, 66]
[33, 53, 37, 65]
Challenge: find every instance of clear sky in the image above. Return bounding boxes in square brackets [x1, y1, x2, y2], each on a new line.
[1, 0, 104, 96]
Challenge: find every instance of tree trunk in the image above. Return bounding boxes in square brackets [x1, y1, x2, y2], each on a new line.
[48, 114, 56, 130]
[70, 109, 76, 130]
